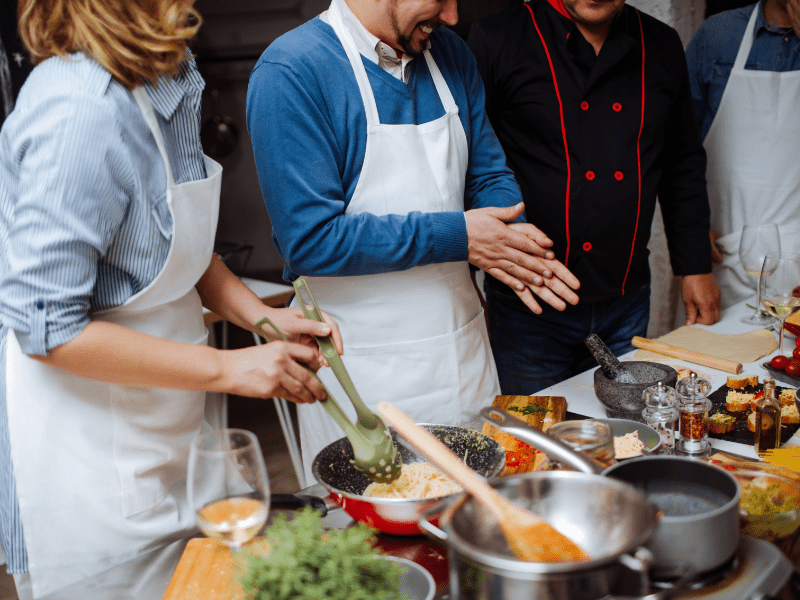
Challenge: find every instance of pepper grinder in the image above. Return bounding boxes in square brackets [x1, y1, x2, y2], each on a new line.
[642, 381, 679, 453]
[675, 372, 712, 457]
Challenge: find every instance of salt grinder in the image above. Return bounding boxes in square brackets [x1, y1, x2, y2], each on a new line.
[641, 381, 679, 452]
[675, 372, 712, 457]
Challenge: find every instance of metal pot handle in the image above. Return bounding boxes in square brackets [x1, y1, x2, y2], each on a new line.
[603, 562, 697, 600]
[270, 493, 329, 516]
[418, 499, 450, 542]
[480, 407, 605, 475]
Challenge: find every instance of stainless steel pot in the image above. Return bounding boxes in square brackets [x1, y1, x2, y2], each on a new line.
[481, 407, 741, 579]
[418, 471, 695, 600]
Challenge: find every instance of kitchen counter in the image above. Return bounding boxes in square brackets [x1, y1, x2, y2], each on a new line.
[37, 301, 797, 599]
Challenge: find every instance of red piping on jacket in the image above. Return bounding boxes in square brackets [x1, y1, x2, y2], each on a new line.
[526, 3, 646, 294]
[544, 0, 571, 19]
[525, 2, 572, 267]
[620, 9, 645, 296]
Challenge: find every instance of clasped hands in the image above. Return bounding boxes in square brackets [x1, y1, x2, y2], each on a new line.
[466, 202, 580, 313]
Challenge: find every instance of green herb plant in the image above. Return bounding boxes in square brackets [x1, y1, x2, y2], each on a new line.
[238, 507, 409, 600]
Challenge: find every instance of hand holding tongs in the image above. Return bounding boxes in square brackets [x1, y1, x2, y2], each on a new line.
[292, 278, 402, 483]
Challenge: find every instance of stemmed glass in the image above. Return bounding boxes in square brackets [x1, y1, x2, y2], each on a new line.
[759, 252, 800, 355]
[188, 429, 270, 551]
[740, 223, 780, 326]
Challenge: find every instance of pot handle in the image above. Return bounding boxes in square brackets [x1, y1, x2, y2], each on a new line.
[417, 499, 450, 543]
[270, 493, 328, 516]
[480, 407, 605, 475]
[604, 562, 697, 600]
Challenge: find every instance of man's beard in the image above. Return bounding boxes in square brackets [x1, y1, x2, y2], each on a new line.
[389, 10, 435, 57]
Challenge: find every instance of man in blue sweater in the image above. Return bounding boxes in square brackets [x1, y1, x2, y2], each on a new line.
[246, 0, 580, 480]
[685, 0, 800, 311]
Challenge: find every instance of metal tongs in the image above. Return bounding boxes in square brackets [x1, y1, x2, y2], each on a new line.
[291, 278, 402, 484]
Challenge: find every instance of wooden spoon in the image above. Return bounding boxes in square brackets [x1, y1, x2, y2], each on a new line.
[377, 402, 590, 563]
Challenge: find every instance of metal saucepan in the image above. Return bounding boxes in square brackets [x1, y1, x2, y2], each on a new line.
[419, 471, 695, 600]
[482, 407, 741, 579]
[312, 424, 506, 535]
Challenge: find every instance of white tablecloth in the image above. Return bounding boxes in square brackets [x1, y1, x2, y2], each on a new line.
[536, 301, 794, 460]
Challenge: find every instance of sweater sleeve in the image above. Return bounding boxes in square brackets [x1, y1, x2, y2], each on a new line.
[455, 30, 524, 216]
[246, 57, 468, 279]
[656, 28, 713, 277]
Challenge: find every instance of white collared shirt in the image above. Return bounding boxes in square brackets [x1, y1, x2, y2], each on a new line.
[320, 0, 418, 83]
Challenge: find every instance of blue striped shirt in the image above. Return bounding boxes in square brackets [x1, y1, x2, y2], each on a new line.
[0, 53, 206, 573]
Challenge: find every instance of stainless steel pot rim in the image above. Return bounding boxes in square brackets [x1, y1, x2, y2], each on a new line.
[432, 471, 660, 575]
[604, 455, 742, 523]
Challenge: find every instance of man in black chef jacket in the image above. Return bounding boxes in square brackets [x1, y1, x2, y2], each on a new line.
[467, 0, 721, 394]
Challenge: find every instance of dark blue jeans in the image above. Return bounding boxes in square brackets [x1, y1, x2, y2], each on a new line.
[485, 278, 651, 395]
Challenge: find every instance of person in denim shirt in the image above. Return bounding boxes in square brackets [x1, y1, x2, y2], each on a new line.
[685, 0, 800, 311]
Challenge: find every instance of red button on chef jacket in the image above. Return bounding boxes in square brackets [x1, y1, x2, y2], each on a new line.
[581, 101, 589, 111]
[613, 103, 622, 112]
[614, 171, 624, 181]
[585, 171, 595, 181]
[583, 242, 592, 251]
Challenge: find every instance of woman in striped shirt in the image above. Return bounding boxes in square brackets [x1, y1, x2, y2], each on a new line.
[0, 1, 340, 597]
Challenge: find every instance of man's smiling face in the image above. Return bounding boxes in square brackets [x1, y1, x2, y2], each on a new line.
[385, 0, 458, 57]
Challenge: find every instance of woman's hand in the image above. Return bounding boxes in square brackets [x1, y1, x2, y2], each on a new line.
[256, 306, 343, 355]
[218, 341, 328, 404]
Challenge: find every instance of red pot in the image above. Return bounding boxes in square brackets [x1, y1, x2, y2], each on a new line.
[311, 424, 506, 535]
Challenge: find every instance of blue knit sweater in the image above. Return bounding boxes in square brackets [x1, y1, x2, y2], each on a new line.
[246, 17, 523, 281]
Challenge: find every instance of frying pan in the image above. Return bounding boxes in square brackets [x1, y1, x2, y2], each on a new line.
[482, 408, 741, 579]
[312, 424, 506, 535]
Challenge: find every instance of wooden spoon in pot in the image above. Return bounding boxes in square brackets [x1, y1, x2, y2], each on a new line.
[377, 402, 590, 563]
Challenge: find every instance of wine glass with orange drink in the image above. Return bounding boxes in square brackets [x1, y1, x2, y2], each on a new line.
[188, 429, 270, 551]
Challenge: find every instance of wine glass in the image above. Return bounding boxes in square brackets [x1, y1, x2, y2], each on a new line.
[188, 428, 270, 551]
[740, 223, 780, 326]
[759, 252, 800, 355]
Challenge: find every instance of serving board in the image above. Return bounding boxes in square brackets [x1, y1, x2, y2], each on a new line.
[163, 538, 245, 600]
[481, 395, 567, 475]
[707, 383, 799, 445]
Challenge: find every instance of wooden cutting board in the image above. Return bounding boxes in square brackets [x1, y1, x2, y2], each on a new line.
[162, 538, 246, 600]
[481, 395, 567, 475]
[481, 395, 567, 437]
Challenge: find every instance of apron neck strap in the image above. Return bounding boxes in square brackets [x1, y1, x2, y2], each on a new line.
[423, 51, 457, 111]
[732, 5, 759, 72]
[327, 0, 381, 126]
[131, 86, 176, 187]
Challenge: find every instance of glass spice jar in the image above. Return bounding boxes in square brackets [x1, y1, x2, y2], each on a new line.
[641, 381, 679, 452]
[548, 420, 616, 469]
[675, 372, 712, 457]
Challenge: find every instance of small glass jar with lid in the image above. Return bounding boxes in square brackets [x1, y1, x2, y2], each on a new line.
[641, 381, 679, 452]
[548, 420, 616, 468]
[675, 372, 712, 457]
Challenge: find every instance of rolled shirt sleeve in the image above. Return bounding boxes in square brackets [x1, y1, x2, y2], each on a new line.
[1, 80, 131, 354]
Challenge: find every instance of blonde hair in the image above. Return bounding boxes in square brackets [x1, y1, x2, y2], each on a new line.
[18, 0, 202, 89]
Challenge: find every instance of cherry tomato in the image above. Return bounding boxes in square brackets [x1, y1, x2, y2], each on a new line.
[793, 347, 800, 360]
[786, 358, 800, 377]
[771, 355, 789, 371]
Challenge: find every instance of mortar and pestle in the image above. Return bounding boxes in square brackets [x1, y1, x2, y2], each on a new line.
[585, 334, 678, 421]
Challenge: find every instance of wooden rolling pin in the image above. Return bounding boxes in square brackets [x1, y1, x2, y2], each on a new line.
[631, 336, 743, 375]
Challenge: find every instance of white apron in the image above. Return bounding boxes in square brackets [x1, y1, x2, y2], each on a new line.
[5, 87, 221, 598]
[297, 0, 500, 484]
[705, 5, 800, 310]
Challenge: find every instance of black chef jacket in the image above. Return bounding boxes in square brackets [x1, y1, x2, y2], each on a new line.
[467, 1, 712, 304]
